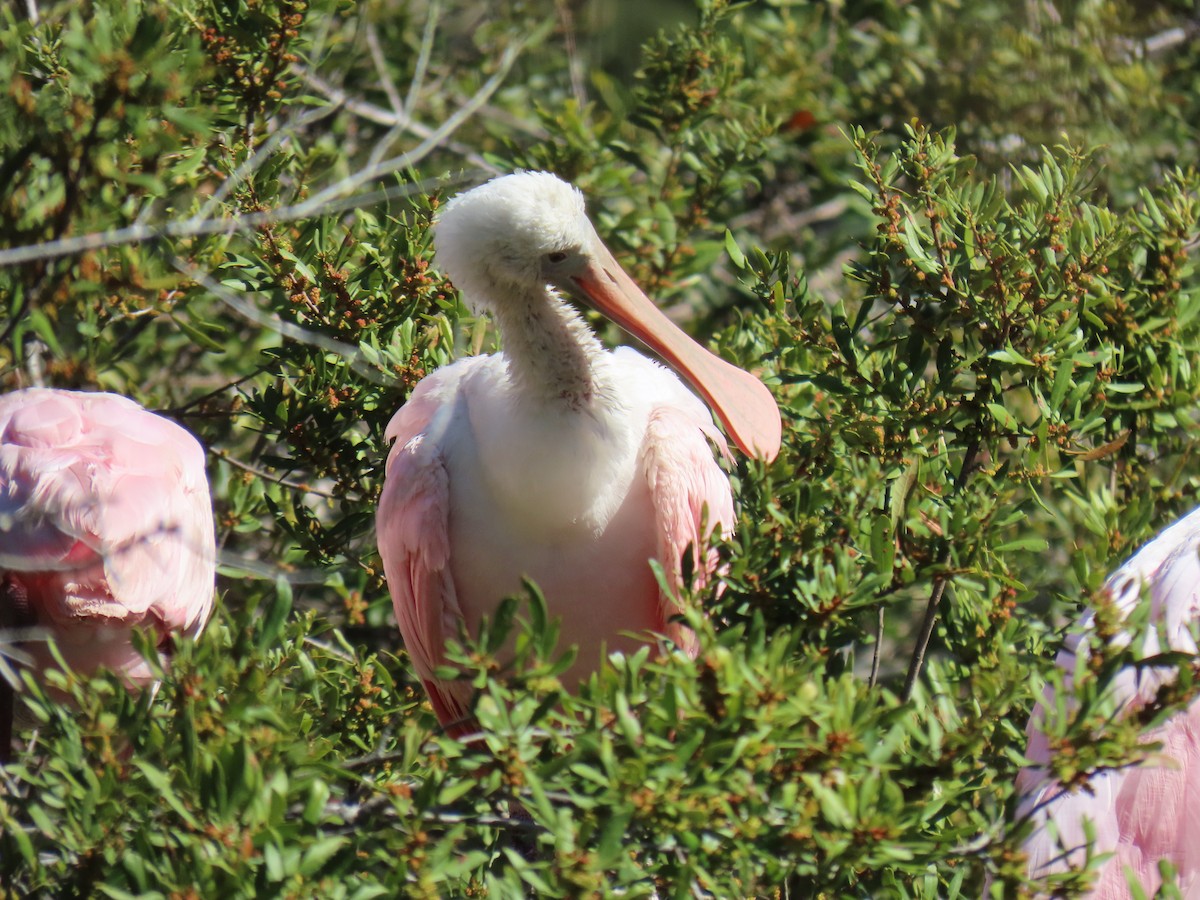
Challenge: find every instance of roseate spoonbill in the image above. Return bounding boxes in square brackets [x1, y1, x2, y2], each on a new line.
[376, 171, 780, 732]
[1017, 506, 1200, 897]
[0, 388, 216, 759]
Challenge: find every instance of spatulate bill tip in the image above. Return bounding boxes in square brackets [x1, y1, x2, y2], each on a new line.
[722, 409, 781, 463]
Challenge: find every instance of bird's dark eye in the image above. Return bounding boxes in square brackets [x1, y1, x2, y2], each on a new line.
[547, 251, 568, 264]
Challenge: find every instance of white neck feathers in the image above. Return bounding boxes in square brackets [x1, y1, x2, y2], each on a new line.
[489, 287, 607, 408]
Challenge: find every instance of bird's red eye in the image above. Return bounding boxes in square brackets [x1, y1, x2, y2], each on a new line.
[547, 251, 568, 264]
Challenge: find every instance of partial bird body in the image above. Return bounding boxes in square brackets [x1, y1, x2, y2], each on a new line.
[381, 347, 732, 725]
[0, 388, 216, 692]
[1019, 506, 1200, 897]
[377, 172, 778, 731]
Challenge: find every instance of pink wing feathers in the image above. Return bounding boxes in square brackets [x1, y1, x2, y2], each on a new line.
[1019, 507, 1200, 897]
[376, 364, 475, 731]
[376, 354, 737, 731]
[0, 388, 216, 686]
[642, 402, 735, 658]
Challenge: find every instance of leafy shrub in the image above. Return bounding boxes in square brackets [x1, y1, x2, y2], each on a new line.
[3, 0, 1200, 896]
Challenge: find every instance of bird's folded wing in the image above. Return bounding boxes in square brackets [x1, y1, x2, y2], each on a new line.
[377, 409, 472, 730]
[0, 390, 214, 633]
[640, 403, 735, 659]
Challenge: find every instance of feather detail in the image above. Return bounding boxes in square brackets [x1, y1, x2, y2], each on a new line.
[0, 388, 216, 688]
[1019, 507, 1200, 897]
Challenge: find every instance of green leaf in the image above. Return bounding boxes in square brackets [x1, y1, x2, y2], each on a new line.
[133, 761, 198, 828]
[724, 229, 746, 269]
[299, 836, 348, 876]
[988, 346, 1034, 366]
[986, 402, 1020, 431]
[870, 513, 896, 574]
[259, 578, 294, 651]
[172, 314, 228, 353]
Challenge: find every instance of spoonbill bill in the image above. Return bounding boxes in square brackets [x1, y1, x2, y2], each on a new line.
[1017, 506, 1200, 896]
[0, 388, 216, 759]
[376, 171, 780, 732]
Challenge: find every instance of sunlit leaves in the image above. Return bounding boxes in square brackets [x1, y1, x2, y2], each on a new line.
[4, 0, 1200, 897]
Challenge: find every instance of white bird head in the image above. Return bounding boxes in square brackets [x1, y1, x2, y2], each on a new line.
[432, 171, 782, 461]
[434, 171, 596, 312]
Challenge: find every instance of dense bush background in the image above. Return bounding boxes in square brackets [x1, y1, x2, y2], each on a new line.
[2, 0, 1200, 896]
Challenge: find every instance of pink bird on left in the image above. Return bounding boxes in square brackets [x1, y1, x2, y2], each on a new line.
[0, 388, 216, 759]
[1017, 506, 1200, 897]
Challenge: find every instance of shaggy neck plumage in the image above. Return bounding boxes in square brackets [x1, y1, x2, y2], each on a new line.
[488, 286, 606, 408]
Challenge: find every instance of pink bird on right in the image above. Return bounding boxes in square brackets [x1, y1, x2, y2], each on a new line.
[0, 388, 216, 760]
[1017, 506, 1200, 897]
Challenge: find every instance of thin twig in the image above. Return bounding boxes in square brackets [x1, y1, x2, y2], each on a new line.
[1143, 25, 1192, 56]
[341, 732, 408, 770]
[0, 46, 520, 271]
[0, 175, 447, 269]
[343, 749, 410, 771]
[901, 575, 950, 702]
[293, 64, 498, 175]
[554, 0, 588, 111]
[302, 37, 525, 211]
[365, 23, 405, 117]
[360, 21, 423, 174]
[403, 1, 440, 117]
[200, 102, 343, 220]
[159, 366, 271, 417]
[303, 635, 358, 664]
[23, 338, 46, 388]
[215, 549, 346, 585]
[900, 438, 981, 701]
[173, 258, 392, 387]
[331, 798, 541, 832]
[362, 12, 443, 175]
[294, 66, 412, 128]
[209, 446, 352, 502]
[869, 606, 884, 688]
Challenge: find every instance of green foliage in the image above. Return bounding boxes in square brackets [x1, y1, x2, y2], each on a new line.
[4, 0, 1200, 896]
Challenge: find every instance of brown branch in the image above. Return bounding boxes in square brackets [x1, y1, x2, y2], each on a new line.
[210, 447, 354, 502]
[901, 573, 951, 702]
[159, 366, 270, 417]
[869, 606, 885, 689]
[901, 437, 981, 702]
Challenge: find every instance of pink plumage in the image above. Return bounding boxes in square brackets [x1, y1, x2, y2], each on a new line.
[376, 173, 778, 733]
[0, 388, 216, 696]
[1018, 507, 1200, 897]
[378, 351, 735, 729]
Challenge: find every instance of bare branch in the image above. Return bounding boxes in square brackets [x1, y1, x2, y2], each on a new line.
[901, 438, 981, 702]
[292, 66, 411, 128]
[0, 29, 531, 269]
[200, 102, 344, 219]
[302, 635, 358, 664]
[554, 0, 588, 111]
[159, 366, 272, 417]
[365, 23, 405, 117]
[300, 36, 525, 210]
[215, 549, 346, 586]
[869, 606, 884, 689]
[901, 575, 950, 702]
[404, 1, 441, 117]
[209, 446, 353, 502]
[0, 174, 453, 269]
[171, 258, 393, 386]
